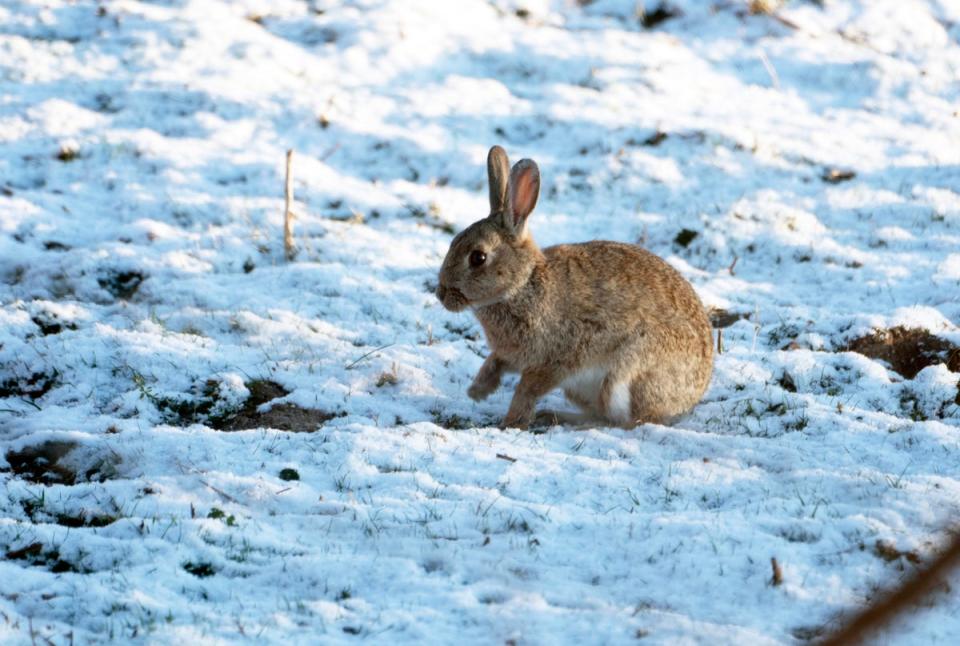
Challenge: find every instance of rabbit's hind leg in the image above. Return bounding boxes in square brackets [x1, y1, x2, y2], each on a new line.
[627, 374, 679, 426]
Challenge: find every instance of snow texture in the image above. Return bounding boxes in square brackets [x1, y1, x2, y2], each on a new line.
[1, 0, 959, 643]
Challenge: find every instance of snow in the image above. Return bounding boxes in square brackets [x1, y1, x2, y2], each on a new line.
[1, 0, 959, 643]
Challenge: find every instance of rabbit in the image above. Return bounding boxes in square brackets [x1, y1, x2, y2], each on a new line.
[436, 145, 713, 429]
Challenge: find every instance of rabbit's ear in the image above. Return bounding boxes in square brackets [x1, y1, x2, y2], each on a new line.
[487, 145, 510, 215]
[505, 159, 540, 237]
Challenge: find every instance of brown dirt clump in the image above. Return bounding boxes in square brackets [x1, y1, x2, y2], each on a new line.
[3, 440, 121, 485]
[4, 441, 80, 485]
[224, 403, 340, 432]
[844, 327, 960, 379]
[709, 308, 750, 329]
[873, 539, 921, 565]
[215, 379, 340, 432]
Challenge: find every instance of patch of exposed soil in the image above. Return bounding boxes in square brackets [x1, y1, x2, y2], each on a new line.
[97, 268, 145, 299]
[640, 3, 680, 29]
[4, 441, 79, 485]
[214, 380, 341, 431]
[674, 228, 698, 247]
[821, 168, 856, 184]
[53, 512, 118, 528]
[0, 370, 58, 399]
[184, 561, 216, 577]
[709, 308, 750, 329]
[4, 542, 86, 573]
[844, 327, 960, 379]
[873, 539, 921, 565]
[224, 402, 340, 431]
[3, 440, 121, 485]
[32, 313, 77, 336]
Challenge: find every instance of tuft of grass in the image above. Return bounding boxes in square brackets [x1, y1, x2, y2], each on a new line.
[674, 229, 698, 248]
[643, 131, 667, 146]
[405, 202, 456, 234]
[376, 363, 399, 388]
[428, 406, 472, 430]
[183, 561, 216, 577]
[208, 507, 237, 526]
[640, 3, 680, 29]
[132, 374, 225, 426]
[278, 468, 300, 481]
[97, 269, 145, 299]
[778, 372, 798, 392]
[821, 167, 856, 183]
[56, 144, 79, 162]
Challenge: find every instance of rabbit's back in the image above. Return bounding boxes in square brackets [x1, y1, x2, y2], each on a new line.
[545, 241, 710, 335]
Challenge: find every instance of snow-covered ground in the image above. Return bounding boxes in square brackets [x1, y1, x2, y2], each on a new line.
[2, 0, 959, 643]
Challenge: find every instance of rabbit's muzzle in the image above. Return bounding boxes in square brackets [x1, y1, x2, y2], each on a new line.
[436, 283, 469, 312]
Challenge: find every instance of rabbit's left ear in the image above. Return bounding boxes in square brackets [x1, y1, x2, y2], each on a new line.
[487, 145, 510, 215]
[505, 159, 539, 238]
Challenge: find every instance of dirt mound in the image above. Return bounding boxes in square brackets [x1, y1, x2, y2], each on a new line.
[4, 440, 120, 485]
[215, 380, 341, 432]
[844, 327, 960, 379]
[5, 441, 80, 485]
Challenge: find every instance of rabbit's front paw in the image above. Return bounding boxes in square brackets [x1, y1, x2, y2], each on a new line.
[467, 379, 495, 401]
[500, 412, 530, 430]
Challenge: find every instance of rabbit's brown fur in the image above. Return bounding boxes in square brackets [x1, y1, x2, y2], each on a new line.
[437, 146, 712, 429]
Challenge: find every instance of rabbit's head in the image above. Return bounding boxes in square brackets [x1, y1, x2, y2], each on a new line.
[437, 146, 541, 312]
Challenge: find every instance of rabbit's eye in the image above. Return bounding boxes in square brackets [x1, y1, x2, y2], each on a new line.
[469, 250, 487, 267]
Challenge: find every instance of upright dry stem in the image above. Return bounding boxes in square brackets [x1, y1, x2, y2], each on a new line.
[284, 149, 295, 261]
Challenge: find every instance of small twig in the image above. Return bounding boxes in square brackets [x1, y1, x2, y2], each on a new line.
[770, 557, 784, 586]
[758, 50, 780, 90]
[717, 329, 724, 355]
[199, 478, 240, 504]
[320, 143, 340, 161]
[275, 487, 292, 495]
[345, 343, 395, 370]
[728, 254, 739, 276]
[768, 12, 800, 31]
[283, 149, 295, 261]
[835, 28, 886, 55]
[496, 453, 517, 463]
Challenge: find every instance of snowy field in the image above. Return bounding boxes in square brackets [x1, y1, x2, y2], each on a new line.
[2, 0, 960, 643]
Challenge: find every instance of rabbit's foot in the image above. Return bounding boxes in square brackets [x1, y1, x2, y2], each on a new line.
[467, 379, 496, 402]
[499, 412, 530, 430]
[468, 355, 507, 401]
